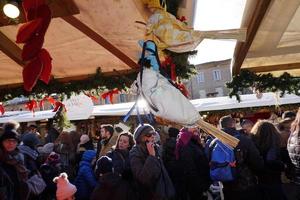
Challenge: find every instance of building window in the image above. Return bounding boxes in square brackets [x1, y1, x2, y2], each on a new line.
[199, 90, 206, 98]
[213, 70, 221, 81]
[215, 87, 224, 97]
[196, 72, 205, 83]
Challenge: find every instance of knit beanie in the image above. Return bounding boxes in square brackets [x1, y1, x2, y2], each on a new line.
[133, 124, 155, 141]
[96, 156, 113, 175]
[0, 130, 20, 143]
[22, 133, 40, 148]
[53, 173, 77, 200]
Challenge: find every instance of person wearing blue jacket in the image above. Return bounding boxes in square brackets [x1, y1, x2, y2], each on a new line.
[74, 150, 97, 200]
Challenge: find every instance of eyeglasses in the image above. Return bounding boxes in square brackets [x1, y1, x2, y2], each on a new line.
[144, 131, 156, 138]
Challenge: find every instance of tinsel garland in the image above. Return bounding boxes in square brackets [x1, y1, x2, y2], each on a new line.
[226, 70, 300, 102]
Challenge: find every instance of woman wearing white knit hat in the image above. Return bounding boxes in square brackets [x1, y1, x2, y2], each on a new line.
[53, 172, 77, 200]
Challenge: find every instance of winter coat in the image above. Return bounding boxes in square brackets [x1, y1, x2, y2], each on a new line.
[74, 150, 97, 200]
[130, 144, 175, 200]
[39, 163, 60, 199]
[91, 173, 137, 200]
[288, 131, 300, 184]
[222, 128, 264, 192]
[98, 133, 118, 158]
[162, 137, 180, 185]
[106, 149, 132, 180]
[18, 145, 39, 175]
[176, 138, 211, 200]
[0, 149, 29, 200]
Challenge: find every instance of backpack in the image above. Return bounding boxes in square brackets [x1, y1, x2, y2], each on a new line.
[207, 135, 239, 182]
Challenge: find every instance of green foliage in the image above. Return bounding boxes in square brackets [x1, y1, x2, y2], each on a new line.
[226, 70, 300, 102]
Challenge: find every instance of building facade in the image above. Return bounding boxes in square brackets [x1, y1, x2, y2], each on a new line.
[185, 59, 232, 99]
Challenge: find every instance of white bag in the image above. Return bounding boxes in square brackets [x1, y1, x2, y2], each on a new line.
[136, 68, 200, 126]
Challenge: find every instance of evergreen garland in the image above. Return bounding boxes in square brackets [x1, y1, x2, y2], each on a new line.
[0, 0, 195, 102]
[226, 70, 300, 102]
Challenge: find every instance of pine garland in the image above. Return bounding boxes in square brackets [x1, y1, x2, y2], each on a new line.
[226, 70, 300, 102]
[0, 0, 195, 102]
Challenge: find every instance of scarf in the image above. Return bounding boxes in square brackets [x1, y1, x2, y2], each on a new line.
[175, 128, 200, 160]
[0, 148, 28, 182]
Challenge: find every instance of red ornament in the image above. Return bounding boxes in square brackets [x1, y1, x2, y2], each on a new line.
[17, 0, 52, 92]
[25, 100, 38, 112]
[101, 89, 119, 104]
[161, 56, 177, 81]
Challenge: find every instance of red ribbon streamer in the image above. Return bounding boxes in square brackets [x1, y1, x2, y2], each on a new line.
[39, 96, 56, 108]
[25, 100, 38, 112]
[101, 89, 119, 104]
[52, 101, 66, 112]
[85, 93, 99, 103]
[0, 104, 5, 115]
[162, 56, 176, 81]
[17, 0, 52, 91]
[175, 82, 189, 98]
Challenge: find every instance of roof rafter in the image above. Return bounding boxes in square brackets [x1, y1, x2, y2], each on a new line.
[0, 31, 24, 66]
[246, 63, 300, 73]
[231, 0, 272, 75]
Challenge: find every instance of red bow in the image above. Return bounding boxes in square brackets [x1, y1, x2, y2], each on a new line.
[25, 100, 38, 112]
[17, 0, 52, 91]
[52, 101, 66, 112]
[39, 96, 56, 108]
[101, 89, 119, 104]
[0, 104, 5, 115]
[85, 93, 99, 103]
[179, 16, 187, 22]
[175, 82, 189, 98]
[161, 56, 176, 81]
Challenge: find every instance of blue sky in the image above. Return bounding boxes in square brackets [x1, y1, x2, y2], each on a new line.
[190, 0, 247, 64]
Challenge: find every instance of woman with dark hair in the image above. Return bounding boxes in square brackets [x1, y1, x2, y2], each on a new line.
[287, 109, 300, 199]
[0, 130, 30, 200]
[93, 132, 136, 200]
[96, 132, 135, 179]
[252, 120, 286, 200]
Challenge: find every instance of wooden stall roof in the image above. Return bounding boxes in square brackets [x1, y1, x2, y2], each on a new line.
[0, 0, 196, 88]
[232, 0, 300, 76]
[0, 0, 155, 88]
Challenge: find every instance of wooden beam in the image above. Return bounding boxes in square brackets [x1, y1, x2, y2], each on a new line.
[0, 31, 24, 66]
[231, 0, 272, 75]
[0, 68, 138, 89]
[0, 0, 79, 27]
[246, 62, 300, 73]
[62, 16, 139, 69]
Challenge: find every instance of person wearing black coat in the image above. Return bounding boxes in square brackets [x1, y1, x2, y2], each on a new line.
[219, 116, 264, 200]
[175, 127, 211, 200]
[130, 124, 175, 200]
[0, 130, 30, 200]
[252, 120, 287, 200]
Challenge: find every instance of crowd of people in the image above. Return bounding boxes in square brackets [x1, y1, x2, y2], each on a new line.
[0, 109, 299, 200]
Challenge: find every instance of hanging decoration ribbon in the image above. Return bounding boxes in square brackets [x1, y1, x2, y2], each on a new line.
[85, 93, 99, 103]
[101, 89, 119, 104]
[161, 56, 176, 81]
[0, 103, 5, 115]
[25, 99, 38, 112]
[16, 0, 52, 91]
[175, 82, 189, 98]
[52, 101, 66, 112]
[39, 96, 56, 108]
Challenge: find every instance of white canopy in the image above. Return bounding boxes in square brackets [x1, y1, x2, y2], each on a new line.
[1, 92, 300, 123]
